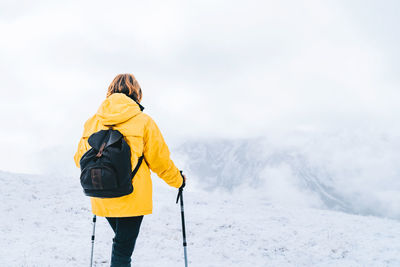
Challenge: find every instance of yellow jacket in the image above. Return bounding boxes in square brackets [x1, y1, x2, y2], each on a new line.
[74, 93, 183, 217]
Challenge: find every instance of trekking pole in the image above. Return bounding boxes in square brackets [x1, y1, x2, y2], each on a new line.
[176, 188, 188, 267]
[90, 215, 97, 267]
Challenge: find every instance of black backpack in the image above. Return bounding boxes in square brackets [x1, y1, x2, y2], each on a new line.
[79, 128, 143, 198]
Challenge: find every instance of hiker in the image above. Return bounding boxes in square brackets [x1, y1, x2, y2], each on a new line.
[74, 73, 186, 267]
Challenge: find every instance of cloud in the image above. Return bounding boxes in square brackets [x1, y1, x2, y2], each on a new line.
[0, 0, 399, 173]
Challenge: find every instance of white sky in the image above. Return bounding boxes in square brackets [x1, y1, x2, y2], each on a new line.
[0, 0, 399, 174]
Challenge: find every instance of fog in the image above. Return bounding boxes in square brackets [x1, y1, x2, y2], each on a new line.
[1, 1, 399, 218]
[177, 129, 400, 219]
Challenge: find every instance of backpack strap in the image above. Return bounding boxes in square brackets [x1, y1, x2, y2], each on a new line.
[132, 155, 144, 178]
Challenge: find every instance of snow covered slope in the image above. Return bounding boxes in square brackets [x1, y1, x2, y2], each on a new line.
[1, 170, 400, 266]
[176, 135, 400, 220]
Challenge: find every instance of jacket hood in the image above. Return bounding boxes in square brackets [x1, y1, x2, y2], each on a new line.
[96, 93, 143, 125]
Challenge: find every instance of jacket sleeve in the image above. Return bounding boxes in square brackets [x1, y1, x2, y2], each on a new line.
[74, 137, 90, 168]
[143, 116, 183, 188]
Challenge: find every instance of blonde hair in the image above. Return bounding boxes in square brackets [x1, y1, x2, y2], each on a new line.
[106, 74, 142, 102]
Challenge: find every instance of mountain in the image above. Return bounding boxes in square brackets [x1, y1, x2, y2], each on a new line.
[175, 135, 400, 220]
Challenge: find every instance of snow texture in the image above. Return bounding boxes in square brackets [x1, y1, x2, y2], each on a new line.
[1, 170, 400, 266]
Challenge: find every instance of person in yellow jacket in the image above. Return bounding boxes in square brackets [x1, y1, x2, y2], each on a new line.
[74, 73, 186, 267]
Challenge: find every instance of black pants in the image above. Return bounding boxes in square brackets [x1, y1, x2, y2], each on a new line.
[106, 216, 144, 267]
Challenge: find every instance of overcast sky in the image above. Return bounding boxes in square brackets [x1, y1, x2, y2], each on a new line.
[1, 0, 399, 174]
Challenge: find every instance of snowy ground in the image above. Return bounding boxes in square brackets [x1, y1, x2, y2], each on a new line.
[1, 170, 400, 266]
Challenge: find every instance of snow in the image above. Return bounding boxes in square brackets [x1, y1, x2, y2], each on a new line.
[1, 170, 400, 266]
[176, 134, 400, 220]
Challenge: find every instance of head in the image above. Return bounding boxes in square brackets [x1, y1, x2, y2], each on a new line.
[106, 74, 142, 103]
